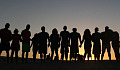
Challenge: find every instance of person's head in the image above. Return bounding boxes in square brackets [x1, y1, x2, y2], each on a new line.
[63, 26, 67, 31]
[5, 23, 10, 29]
[84, 29, 91, 35]
[52, 28, 58, 34]
[34, 33, 38, 38]
[41, 26, 45, 32]
[26, 24, 30, 30]
[95, 27, 99, 32]
[105, 26, 109, 32]
[72, 28, 77, 32]
[14, 28, 19, 34]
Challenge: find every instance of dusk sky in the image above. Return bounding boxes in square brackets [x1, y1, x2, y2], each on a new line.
[0, 0, 120, 60]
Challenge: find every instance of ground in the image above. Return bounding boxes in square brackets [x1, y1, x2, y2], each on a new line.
[0, 56, 120, 70]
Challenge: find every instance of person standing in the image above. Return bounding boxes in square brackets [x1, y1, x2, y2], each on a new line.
[38, 26, 49, 62]
[60, 26, 70, 61]
[49, 28, 60, 61]
[112, 31, 119, 61]
[101, 26, 113, 60]
[69, 28, 81, 61]
[11, 29, 22, 63]
[31, 33, 39, 62]
[0, 23, 12, 63]
[21, 24, 31, 63]
[91, 27, 101, 60]
[81, 29, 92, 60]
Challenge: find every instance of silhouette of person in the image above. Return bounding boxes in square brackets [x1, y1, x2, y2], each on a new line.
[11, 29, 22, 63]
[81, 29, 92, 60]
[112, 31, 119, 61]
[69, 28, 81, 61]
[0, 23, 12, 63]
[91, 27, 101, 60]
[101, 26, 113, 60]
[21, 24, 31, 63]
[31, 33, 39, 62]
[38, 26, 49, 62]
[60, 26, 70, 61]
[49, 28, 60, 61]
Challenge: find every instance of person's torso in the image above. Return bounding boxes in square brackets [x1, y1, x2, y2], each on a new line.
[60, 31, 69, 43]
[21, 29, 31, 43]
[38, 32, 49, 44]
[0, 28, 12, 43]
[12, 34, 20, 45]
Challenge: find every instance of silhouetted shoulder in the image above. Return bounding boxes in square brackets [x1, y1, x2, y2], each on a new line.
[60, 31, 69, 37]
[21, 29, 31, 37]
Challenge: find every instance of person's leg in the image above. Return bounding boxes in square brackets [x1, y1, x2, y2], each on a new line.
[55, 48, 58, 61]
[75, 53, 77, 61]
[84, 50, 87, 60]
[33, 50, 36, 62]
[51, 49, 54, 61]
[65, 51, 68, 61]
[11, 50, 14, 63]
[88, 52, 91, 60]
[61, 52, 64, 61]
[0, 50, 2, 56]
[40, 53, 43, 62]
[107, 45, 111, 60]
[6, 50, 9, 63]
[97, 54, 100, 60]
[61, 48, 64, 61]
[22, 52, 25, 62]
[113, 47, 119, 61]
[94, 54, 96, 60]
[44, 53, 46, 62]
[101, 45, 106, 60]
[26, 52, 28, 63]
[15, 50, 18, 63]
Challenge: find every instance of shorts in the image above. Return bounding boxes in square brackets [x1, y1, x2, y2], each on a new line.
[0, 43, 10, 52]
[22, 43, 30, 52]
[11, 44, 20, 51]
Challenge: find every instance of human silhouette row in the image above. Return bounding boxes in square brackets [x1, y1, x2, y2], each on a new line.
[0, 23, 119, 63]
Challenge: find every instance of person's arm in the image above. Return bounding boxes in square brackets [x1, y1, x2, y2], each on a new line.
[47, 33, 50, 47]
[80, 35, 84, 48]
[19, 35, 23, 42]
[58, 35, 60, 48]
[79, 34, 82, 47]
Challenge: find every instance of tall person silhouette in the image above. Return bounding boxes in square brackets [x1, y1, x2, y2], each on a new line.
[60, 26, 70, 61]
[38, 26, 49, 62]
[49, 28, 60, 61]
[21, 24, 31, 63]
[91, 27, 101, 60]
[31, 33, 39, 62]
[112, 31, 119, 61]
[81, 29, 92, 60]
[69, 28, 81, 61]
[0, 23, 12, 63]
[101, 26, 112, 60]
[11, 29, 22, 63]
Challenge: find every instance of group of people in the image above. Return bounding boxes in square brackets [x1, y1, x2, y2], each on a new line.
[0, 23, 119, 63]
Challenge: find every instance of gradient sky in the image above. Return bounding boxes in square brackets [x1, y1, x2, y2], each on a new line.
[0, 0, 120, 60]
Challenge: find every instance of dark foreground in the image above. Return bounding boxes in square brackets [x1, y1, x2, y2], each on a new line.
[0, 56, 120, 70]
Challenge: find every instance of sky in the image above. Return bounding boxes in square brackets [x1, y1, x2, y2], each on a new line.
[0, 0, 120, 60]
